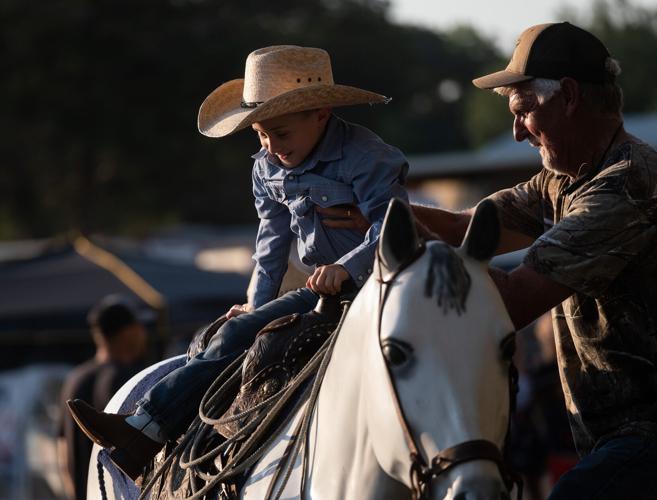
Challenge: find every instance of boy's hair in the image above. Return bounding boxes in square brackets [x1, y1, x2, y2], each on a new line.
[87, 296, 138, 340]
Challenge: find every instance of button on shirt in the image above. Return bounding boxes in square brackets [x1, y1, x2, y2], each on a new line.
[251, 115, 409, 308]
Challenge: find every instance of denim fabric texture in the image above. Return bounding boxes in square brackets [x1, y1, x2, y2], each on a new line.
[138, 288, 319, 440]
[549, 435, 657, 499]
[250, 114, 408, 307]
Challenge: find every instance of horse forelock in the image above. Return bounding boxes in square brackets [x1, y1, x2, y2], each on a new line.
[423, 242, 472, 316]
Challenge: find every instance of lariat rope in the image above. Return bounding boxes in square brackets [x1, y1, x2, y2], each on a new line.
[264, 303, 348, 500]
[139, 304, 348, 500]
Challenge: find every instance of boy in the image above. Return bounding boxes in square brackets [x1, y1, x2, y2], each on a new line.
[67, 45, 408, 481]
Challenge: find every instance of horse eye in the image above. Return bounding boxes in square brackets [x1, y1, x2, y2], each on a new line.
[381, 340, 413, 368]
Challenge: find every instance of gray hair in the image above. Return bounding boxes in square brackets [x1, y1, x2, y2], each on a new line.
[494, 57, 624, 115]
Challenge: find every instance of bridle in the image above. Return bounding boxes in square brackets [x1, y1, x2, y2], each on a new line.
[375, 243, 523, 500]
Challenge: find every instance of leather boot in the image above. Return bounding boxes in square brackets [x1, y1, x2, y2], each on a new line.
[66, 399, 163, 480]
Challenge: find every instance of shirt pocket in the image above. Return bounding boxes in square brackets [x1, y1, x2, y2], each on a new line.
[308, 184, 354, 208]
[264, 179, 286, 203]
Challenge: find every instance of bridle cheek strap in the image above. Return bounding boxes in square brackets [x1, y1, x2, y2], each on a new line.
[375, 251, 523, 500]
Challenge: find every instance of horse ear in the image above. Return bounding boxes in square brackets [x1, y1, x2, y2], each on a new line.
[378, 198, 421, 273]
[459, 199, 500, 262]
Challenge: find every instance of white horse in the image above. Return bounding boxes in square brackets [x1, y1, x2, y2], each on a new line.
[88, 198, 518, 500]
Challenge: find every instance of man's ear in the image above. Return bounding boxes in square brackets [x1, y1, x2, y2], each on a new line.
[560, 77, 580, 117]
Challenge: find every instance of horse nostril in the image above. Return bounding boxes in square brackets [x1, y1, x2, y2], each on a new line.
[453, 492, 508, 500]
[451, 477, 508, 500]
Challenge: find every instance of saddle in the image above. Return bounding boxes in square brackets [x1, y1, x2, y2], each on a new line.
[215, 294, 348, 439]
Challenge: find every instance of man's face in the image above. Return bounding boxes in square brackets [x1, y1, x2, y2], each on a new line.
[121, 323, 148, 362]
[509, 88, 568, 175]
[252, 108, 330, 169]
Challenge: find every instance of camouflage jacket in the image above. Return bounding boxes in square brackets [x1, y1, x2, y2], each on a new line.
[489, 139, 657, 455]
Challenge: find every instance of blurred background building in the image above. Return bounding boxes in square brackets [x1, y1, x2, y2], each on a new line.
[2, 0, 657, 497]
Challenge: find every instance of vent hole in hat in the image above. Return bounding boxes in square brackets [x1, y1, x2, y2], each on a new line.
[297, 78, 301, 83]
[318, 77, 322, 81]
[308, 77, 312, 82]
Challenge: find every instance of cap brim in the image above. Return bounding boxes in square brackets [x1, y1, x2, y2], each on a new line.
[198, 81, 389, 138]
[472, 70, 534, 89]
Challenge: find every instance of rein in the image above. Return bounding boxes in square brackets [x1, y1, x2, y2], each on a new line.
[375, 244, 523, 500]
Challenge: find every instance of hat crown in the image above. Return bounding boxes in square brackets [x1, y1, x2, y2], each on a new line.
[508, 22, 611, 82]
[243, 46, 335, 103]
[473, 21, 613, 89]
[506, 23, 554, 74]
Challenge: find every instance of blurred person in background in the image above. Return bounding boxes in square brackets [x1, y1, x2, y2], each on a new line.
[509, 313, 577, 500]
[57, 295, 147, 499]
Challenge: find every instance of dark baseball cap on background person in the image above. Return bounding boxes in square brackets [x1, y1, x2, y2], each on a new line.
[87, 296, 139, 339]
[473, 22, 614, 89]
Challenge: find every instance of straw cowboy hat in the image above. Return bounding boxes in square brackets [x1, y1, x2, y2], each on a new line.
[198, 45, 390, 138]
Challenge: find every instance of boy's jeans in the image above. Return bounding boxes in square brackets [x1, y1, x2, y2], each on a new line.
[138, 288, 319, 440]
[549, 434, 657, 499]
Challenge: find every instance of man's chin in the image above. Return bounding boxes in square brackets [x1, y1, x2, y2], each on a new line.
[539, 150, 565, 175]
[541, 160, 568, 175]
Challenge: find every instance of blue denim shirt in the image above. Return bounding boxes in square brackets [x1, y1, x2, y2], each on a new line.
[251, 114, 409, 307]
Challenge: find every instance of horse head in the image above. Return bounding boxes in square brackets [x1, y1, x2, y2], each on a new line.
[367, 198, 516, 500]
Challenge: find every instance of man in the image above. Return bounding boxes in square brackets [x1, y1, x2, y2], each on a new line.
[58, 296, 147, 499]
[408, 22, 657, 498]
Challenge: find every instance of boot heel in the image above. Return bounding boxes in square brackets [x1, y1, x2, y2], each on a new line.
[109, 447, 144, 480]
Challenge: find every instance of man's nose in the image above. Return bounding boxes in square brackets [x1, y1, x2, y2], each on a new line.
[513, 116, 529, 142]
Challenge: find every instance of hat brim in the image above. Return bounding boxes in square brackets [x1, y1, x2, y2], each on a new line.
[472, 69, 534, 89]
[198, 79, 389, 138]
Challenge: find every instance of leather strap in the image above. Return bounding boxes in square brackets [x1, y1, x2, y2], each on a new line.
[374, 247, 523, 500]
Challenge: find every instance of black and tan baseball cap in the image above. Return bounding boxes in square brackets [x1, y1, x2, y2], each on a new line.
[473, 22, 614, 89]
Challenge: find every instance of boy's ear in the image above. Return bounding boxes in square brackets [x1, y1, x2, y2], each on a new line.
[317, 107, 331, 122]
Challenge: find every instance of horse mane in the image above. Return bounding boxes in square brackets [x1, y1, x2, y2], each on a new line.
[424, 242, 471, 315]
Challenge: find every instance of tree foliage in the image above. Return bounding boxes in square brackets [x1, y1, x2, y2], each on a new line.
[461, 0, 657, 148]
[1, 0, 656, 238]
[582, 0, 657, 113]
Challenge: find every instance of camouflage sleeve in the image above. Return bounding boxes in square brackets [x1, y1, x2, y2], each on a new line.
[524, 165, 657, 297]
[486, 171, 546, 240]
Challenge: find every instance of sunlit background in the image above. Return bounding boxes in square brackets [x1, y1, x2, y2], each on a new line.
[1, 0, 656, 498]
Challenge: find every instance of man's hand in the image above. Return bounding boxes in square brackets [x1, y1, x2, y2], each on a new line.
[316, 205, 370, 235]
[226, 303, 253, 319]
[306, 264, 350, 295]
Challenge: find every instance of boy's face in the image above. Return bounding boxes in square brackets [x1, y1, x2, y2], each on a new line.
[252, 108, 330, 168]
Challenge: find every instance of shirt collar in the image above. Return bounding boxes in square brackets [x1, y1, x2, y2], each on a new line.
[562, 125, 625, 195]
[250, 114, 344, 172]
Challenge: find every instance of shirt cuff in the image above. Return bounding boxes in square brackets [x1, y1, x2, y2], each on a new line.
[336, 247, 375, 287]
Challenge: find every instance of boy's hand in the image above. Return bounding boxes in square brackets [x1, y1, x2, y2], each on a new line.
[226, 303, 253, 319]
[307, 264, 350, 296]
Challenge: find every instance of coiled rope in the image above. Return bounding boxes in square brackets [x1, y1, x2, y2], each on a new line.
[139, 302, 350, 500]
